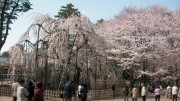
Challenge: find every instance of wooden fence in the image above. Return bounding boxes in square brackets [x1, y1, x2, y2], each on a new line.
[0, 85, 124, 100]
[0, 85, 168, 101]
[0, 85, 12, 96]
[45, 89, 125, 101]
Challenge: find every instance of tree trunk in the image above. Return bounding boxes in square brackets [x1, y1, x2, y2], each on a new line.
[0, 0, 8, 50]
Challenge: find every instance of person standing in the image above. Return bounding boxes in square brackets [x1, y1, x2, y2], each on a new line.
[123, 85, 129, 101]
[63, 81, 73, 101]
[78, 83, 83, 101]
[166, 85, 172, 99]
[154, 85, 161, 101]
[141, 83, 147, 101]
[138, 83, 142, 98]
[171, 84, 179, 101]
[131, 85, 139, 101]
[27, 81, 35, 101]
[71, 81, 76, 101]
[17, 79, 29, 101]
[33, 82, 44, 101]
[111, 82, 115, 98]
[146, 84, 150, 98]
[80, 84, 88, 101]
[12, 78, 20, 101]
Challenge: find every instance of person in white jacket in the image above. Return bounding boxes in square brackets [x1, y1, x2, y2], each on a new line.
[78, 83, 83, 100]
[141, 83, 147, 101]
[166, 85, 172, 98]
[12, 78, 20, 101]
[17, 79, 29, 101]
[172, 84, 179, 101]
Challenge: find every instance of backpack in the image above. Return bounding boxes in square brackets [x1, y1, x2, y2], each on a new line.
[123, 88, 129, 94]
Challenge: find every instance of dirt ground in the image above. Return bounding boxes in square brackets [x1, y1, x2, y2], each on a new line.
[0, 96, 12, 101]
[0, 96, 179, 101]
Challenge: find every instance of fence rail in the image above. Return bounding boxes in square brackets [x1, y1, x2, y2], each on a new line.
[0, 85, 124, 100]
[0, 85, 169, 101]
[0, 85, 12, 96]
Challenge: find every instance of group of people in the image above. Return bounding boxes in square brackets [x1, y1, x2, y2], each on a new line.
[122, 84, 144, 101]
[12, 78, 44, 101]
[61, 81, 89, 101]
[12, 79, 88, 101]
[12, 78, 178, 101]
[121, 83, 179, 101]
[166, 84, 179, 101]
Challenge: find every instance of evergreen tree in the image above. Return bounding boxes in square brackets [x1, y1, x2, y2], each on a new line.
[55, 3, 80, 19]
[1, 51, 9, 57]
[0, 0, 32, 51]
[96, 18, 104, 24]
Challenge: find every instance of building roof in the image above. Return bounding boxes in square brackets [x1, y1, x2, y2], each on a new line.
[0, 56, 9, 69]
[0, 56, 9, 63]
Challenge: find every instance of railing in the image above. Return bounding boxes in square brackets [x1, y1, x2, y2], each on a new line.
[0, 85, 124, 100]
[44, 89, 124, 101]
[0, 85, 12, 96]
[45, 90, 60, 101]
[0, 85, 170, 101]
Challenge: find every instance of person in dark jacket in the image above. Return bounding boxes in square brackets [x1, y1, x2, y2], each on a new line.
[123, 85, 129, 101]
[27, 81, 35, 101]
[80, 84, 88, 101]
[63, 81, 73, 101]
[111, 82, 115, 98]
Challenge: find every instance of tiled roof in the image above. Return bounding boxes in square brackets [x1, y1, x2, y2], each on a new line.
[0, 57, 9, 68]
[0, 56, 9, 64]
